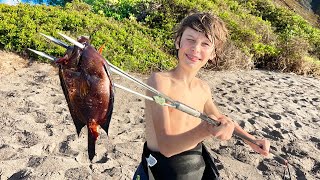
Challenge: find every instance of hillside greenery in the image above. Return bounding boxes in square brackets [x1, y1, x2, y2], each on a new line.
[0, 1, 176, 72]
[0, 0, 320, 76]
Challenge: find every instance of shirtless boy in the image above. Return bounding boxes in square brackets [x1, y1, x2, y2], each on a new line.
[133, 12, 270, 180]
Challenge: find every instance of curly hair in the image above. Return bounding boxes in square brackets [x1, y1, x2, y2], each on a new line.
[174, 12, 229, 61]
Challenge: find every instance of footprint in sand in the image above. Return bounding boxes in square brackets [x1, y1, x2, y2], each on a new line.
[294, 121, 302, 128]
[287, 111, 296, 115]
[8, 169, 32, 180]
[254, 111, 269, 118]
[17, 100, 39, 114]
[64, 167, 91, 179]
[216, 87, 224, 92]
[309, 137, 320, 149]
[311, 162, 320, 176]
[269, 113, 282, 120]
[33, 71, 48, 83]
[35, 110, 47, 123]
[281, 142, 308, 158]
[274, 123, 281, 128]
[217, 102, 226, 107]
[0, 144, 16, 160]
[95, 154, 110, 163]
[6, 91, 18, 98]
[247, 118, 255, 125]
[231, 90, 237, 93]
[257, 161, 269, 172]
[58, 134, 79, 157]
[45, 124, 54, 136]
[17, 130, 39, 147]
[102, 167, 121, 177]
[27, 156, 46, 168]
[261, 128, 284, 140]
[59, 140, 79, 157]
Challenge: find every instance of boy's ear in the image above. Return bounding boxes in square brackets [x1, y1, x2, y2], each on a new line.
[175, 37, 181, 49]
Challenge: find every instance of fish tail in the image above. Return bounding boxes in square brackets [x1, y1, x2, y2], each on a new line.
[88, 120, 99, 161]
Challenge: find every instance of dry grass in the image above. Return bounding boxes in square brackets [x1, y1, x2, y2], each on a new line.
[205, 42, 254, 71]
[273, 0, 320, 27]
[277, 37, 320, 76]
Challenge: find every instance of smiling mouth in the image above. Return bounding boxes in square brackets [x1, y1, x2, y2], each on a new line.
[186, 54, 201, 62]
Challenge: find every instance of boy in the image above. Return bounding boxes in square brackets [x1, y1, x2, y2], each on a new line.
[133, 12, 270, 180]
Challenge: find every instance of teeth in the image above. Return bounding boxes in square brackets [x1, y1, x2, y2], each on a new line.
[40, 33, 69, 49]
[27, 48, 57, 61]
[58, 32, 85, 49]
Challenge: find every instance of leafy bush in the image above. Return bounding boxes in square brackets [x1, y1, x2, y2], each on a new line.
[237, 0, 320, 74]
[0, 2, 176, 73]
[82, 0, 143, 20]
[277, 37, 319, 75]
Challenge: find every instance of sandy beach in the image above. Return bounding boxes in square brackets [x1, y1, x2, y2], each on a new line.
[0, 50, 319, 180]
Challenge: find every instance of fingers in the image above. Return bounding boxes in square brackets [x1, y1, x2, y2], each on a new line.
[262, 140, 270, 156]
[209, 116, 235, 140]
[253, 139, 270, 156]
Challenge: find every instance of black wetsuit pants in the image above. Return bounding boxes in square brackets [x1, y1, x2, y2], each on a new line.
[133, 142, 220, 180]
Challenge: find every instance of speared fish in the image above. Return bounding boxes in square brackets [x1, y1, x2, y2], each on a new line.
[29, 33, 114, 161]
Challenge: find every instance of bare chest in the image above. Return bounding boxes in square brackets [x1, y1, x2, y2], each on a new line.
[166, 86, 207, 131]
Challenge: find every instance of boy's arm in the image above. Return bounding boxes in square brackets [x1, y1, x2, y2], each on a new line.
[233, 122, 270, 156]
[203, 84, 270, 156]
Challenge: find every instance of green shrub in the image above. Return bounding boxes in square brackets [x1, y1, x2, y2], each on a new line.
[0, 2, 176, 73]
[83, 0, 143, 20]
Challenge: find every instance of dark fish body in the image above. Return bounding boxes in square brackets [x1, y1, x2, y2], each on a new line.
[57, 37, 114, 161]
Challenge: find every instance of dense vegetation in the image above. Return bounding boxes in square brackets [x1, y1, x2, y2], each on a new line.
[0, 1, 176, 72]
[0, 0, 320, 75]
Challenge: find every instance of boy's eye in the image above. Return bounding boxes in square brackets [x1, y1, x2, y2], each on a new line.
[187, 39, 195, 42]
[202, 42, 211, 47]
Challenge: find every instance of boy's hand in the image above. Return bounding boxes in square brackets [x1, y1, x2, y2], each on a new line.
[206, 115, 235, 140]
[248, 139, 270, 156]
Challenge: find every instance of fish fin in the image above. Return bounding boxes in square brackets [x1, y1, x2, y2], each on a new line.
[88, 130, 96, 162]
[59, 69, 86, 136]
[98, 43, 105, 54]
[88, 121, 99, 161]
[100, 94, 114, 135]
[103, 62, 112, 78]
[101, 65, 115, 135]
[74, 119, 86, 137]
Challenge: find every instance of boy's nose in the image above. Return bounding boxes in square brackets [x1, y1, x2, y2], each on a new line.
[191, 42, 201, 52]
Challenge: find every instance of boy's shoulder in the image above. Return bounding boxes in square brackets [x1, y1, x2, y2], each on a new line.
[194, 77, 211, 93]
[146, 72, 211, 94]
[148, 71, 172, 83]
[147, 71, 173, 93]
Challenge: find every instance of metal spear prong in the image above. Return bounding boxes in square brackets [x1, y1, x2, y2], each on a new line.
[27, 48, 57, 61]
[40, 33, 69, 49]
[58, 32, 85, 49]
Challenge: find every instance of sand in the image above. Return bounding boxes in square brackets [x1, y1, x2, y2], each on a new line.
[0, 50, 319, 180]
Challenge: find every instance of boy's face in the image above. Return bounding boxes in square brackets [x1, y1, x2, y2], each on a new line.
[175, 27, 215, 70]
